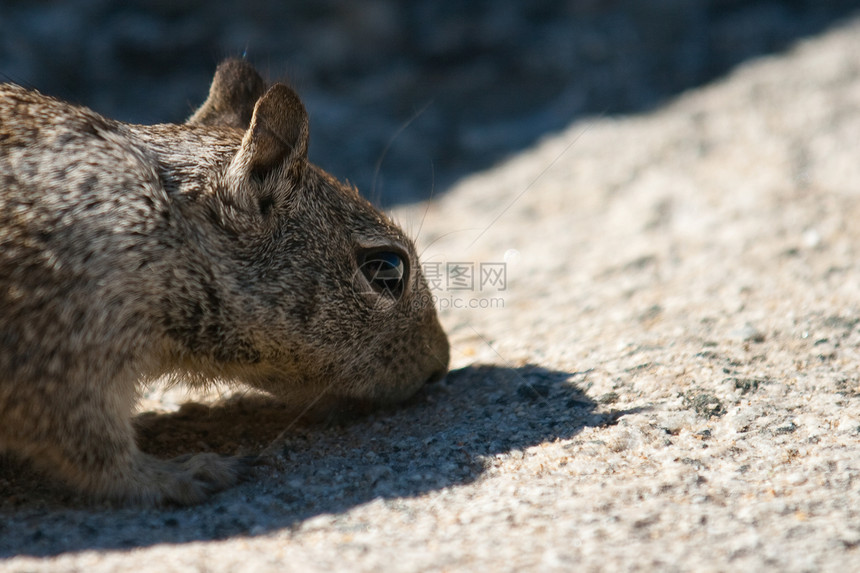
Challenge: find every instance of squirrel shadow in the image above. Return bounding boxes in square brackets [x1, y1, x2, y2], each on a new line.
[0, 363, 642, 557]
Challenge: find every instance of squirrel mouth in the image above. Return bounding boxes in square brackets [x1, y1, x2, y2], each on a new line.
[424, 368, 447, 385]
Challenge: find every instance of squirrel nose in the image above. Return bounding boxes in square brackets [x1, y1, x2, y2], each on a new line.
[424, 368, 447, 385]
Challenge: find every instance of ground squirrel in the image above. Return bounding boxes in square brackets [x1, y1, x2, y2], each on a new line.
[0, 59, 449, 506]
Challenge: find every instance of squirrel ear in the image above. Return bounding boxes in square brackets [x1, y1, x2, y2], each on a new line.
[233, 83, 309, 182]
[187, 59, 266, 129]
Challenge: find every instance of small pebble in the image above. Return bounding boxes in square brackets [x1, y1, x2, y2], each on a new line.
[731, 323, 766, 343]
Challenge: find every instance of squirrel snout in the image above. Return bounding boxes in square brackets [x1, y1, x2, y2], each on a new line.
[424, 367, 447, 385]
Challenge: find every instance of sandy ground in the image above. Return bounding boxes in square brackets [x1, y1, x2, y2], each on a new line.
[3, 15, 860, 573]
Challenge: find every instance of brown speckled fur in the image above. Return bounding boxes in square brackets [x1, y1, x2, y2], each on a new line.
[0, 60, 449, 506]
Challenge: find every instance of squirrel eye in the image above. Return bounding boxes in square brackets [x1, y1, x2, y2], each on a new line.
[359, 250, 407, 298]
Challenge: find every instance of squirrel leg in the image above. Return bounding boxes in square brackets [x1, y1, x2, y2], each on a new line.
[0, 377, 244, 506]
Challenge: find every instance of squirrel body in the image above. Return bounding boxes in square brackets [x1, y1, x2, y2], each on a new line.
[0, 60, 449, 505]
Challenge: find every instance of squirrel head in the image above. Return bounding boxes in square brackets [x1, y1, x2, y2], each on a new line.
[172, 60, 449, 412]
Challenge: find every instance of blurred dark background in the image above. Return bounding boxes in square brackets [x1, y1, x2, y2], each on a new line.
[1, 0, 858, 205]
